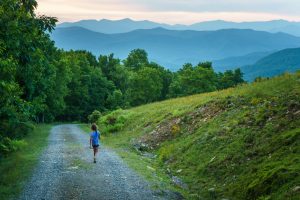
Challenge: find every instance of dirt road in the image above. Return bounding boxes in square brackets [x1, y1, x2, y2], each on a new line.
[18, 125, 173, 200]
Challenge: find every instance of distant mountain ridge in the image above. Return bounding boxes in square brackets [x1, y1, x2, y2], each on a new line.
[241, 47, 300, 81]
[212, 51, 275, 72]
[51, 26, 300, 70]
[57, 18, 300, 36]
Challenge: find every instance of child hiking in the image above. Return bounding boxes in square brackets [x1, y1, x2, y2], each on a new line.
[90, 123, 100, 163]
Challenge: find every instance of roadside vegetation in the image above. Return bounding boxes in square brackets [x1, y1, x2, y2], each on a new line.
[0, 125, 52, 199]
[97, 72, 300, 199]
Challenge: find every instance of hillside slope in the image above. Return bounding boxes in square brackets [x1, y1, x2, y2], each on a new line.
[51, 27, 300, 70]
[241, 48, 300, 81]
[98, 72, 300, 199]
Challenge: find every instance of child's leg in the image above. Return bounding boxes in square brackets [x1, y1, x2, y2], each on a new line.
[93, 148, 97, 157]
[93, 148, 96, 163]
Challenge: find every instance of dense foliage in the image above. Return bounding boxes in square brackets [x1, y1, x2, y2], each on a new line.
[0, 0, 244, 155]
[0, 0, 58, 154]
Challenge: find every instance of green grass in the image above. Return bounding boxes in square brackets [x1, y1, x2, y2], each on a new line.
[0, 124, 52, 200]
[98, 72, 300, 199]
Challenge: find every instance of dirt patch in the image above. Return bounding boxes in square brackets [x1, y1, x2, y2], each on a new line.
[133, 99, 229, 151]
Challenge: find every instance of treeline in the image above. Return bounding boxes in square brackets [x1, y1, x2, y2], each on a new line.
[0, 0, 244, 154]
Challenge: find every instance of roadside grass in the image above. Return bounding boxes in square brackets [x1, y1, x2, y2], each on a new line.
[109, 145, 185, 195]
[0, 124, 52, 200]
[97, 72, 300, 199]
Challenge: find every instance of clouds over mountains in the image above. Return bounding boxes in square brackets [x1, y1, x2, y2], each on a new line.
[37, 0, 300, 23]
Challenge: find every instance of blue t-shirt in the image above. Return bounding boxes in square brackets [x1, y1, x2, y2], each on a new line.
[90, 131, 100, 145]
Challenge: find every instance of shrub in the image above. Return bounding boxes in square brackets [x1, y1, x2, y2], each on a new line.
[98, 109, 131, 134]
[0, 136, 28, 158]
[158, 144, 175, 163]
[88, 110, 102, 123]
[171, 124, 181, 136]
[13, 122, 35, 138]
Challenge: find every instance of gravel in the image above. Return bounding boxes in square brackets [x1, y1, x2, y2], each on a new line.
[18, 124, 172, 200]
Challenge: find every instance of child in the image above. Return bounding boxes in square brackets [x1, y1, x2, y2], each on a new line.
[90, 123, 100, 163]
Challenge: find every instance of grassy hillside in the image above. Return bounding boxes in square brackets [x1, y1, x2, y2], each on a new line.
[98, 72, 300, 199]
[242, 48, 300, 81]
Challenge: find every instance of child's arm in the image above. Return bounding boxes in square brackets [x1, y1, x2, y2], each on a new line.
[89, 137, 92, 148]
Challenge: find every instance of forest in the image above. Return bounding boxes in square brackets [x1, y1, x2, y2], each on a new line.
[0, 0, 244, 155]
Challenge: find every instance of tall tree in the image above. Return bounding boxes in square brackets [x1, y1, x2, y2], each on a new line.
[126, 67, 163, 106]
[169, 62, 218, 97]
[124, 49, 149, 71]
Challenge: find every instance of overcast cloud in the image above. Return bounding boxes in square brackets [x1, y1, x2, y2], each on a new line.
[36, 0, 300, 24]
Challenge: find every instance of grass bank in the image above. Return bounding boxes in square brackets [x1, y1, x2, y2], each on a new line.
[96, 72, 300, 199]
[0, 124, 52, 200]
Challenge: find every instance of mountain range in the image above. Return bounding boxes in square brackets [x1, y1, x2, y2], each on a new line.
[241, 47, 300, 81]
[58, 18, 300, 36]
[212, 51, 275, 72]
[51, 26, 300, 71]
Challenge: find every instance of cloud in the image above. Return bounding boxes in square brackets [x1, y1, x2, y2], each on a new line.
[36, 0, 300, 23]
[126, 0, 300, 14]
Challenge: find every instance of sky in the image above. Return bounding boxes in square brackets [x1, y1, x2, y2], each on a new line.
[36, 0, 300, 24]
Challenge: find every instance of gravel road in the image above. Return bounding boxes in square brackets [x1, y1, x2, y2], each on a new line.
[18, 124, 176, 200]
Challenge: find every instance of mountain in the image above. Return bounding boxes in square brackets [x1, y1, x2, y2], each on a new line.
[212, 51, 274, 72]
[241, 48, 300, 81]
[189, 19, 300, 36]
[57, 19, 300, 36]
[51, 27, 300, 70]
[97, 72, 300, 199]
[58, 18, 170, 34]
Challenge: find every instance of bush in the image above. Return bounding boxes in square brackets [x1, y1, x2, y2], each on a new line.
[0, 136, 27, 158]
[88, 110, 102, 123]
[13, 122, 35, 138]
[98, 109, 131, 134]
[0, 121, 35, 140]
[158, 144, 176, 163]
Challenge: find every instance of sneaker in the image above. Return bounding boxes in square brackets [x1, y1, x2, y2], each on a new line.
[94, 159, 96, 163]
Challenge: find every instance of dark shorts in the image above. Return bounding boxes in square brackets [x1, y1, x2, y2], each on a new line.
[92, 144, 99, 148]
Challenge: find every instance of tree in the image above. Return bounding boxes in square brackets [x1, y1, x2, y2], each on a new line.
[1, 0, 59, 133]
[99, 54, 129, 93]
[99, 54, 120, 80]
[57, 50, 116, 121]
[124, 49, 149, 71]
[218, 68, 245, 89]
[169, 62, 218, 97]
[126, 67, 163, 106]
[106, 90, 124, 110]
[147, 62, 173, 99]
